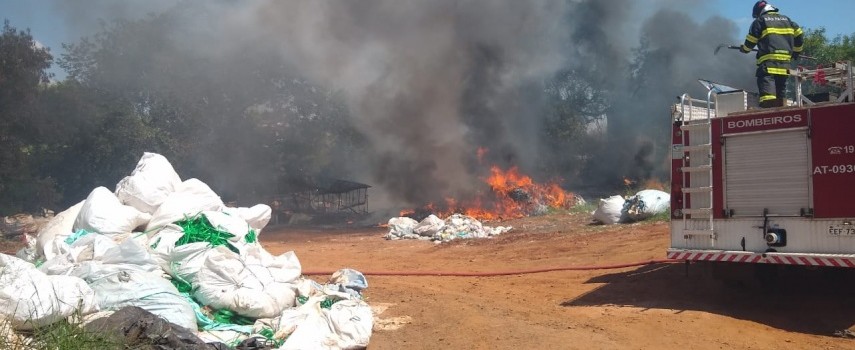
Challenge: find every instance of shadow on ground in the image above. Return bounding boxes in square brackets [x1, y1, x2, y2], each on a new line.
[563, 262, 855, 336]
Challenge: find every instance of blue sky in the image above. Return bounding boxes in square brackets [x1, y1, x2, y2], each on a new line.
[711, 0, 855, 38]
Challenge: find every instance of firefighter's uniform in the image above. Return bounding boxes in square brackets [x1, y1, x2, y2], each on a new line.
[740, 8, 804, 108]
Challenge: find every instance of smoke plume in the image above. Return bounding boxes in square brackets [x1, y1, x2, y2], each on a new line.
[44, 0, 758, 212]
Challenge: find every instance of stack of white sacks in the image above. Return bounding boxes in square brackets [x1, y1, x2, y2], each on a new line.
[1, 152, 372, 349]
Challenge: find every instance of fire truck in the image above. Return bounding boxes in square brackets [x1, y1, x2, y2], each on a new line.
[667, 62, 855, 269]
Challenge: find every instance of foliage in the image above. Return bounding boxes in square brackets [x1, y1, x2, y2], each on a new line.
[31, 81, 174, 207]
[0, 21, 61, 214]
[1, 8, 366, 215]
[800, 28, 855, 65]
[23, 321, 123, 350]
[0, 312, 124, 350]
[643, 208, 671, 223]
[569, 201, 597, 215]
[55, 11, 364, 204]
[797, 28, 855, 97]
[539, 69, 610, 187]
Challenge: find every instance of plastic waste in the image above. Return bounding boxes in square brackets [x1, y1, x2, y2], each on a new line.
[592, 195, 626, 224]
[114, 152, 182, 214]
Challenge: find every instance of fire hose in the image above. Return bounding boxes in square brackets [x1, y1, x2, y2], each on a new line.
[302, 259, 682, 277]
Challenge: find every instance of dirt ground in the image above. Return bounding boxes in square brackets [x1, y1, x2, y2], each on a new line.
[262, 212, 855, 350]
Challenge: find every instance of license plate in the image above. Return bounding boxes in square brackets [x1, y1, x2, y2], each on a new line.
[828, 224, 855, 236]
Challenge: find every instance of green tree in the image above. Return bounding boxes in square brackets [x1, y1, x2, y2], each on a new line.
[57, 11, 365, 204]
[30, 81, 175, 207]
[801, 28, 855, 65]
[0, 20, 60, 214]
[539, 68, 609, 186]
[795, 28, 855, 98]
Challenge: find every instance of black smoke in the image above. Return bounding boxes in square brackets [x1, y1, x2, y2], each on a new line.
[42, 0, 757, 212]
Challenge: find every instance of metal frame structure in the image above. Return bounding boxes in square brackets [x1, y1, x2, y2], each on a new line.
[793, 61, 854, 107]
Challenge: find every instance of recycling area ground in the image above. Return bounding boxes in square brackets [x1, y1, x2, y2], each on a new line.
[262, 212, 855, 350]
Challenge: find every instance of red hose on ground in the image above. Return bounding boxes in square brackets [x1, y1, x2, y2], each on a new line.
[303, 259, 682, 277]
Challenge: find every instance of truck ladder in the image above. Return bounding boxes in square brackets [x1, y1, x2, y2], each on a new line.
[677, 92, 716, 246]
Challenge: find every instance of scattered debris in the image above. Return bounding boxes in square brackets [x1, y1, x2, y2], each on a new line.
[82, 306, 214, 350]
[833, 329, 855, 339]
[2, 212, 51, 239]
[386, 214, 512, 242]
[592, 189, 670, 224]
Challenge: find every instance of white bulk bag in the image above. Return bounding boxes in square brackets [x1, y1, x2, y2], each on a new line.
[0, 254, 98, 330]
[326, 299, 373, 349]
[413, 215, 444, 237]
[147, 224, 186, 272]
[115, 152, 182, 214]
[592, 195, 626, 225]
[38, 231, 119, 276]
[222, 204, 272, 231]
[36, 201, 84, 261]
[146, 179, 225, 231]
[386, 217, 418, 239]
[279, 298, 373, 350]
[625, 189, 671, 221]
[202, 211, 252, 243]
[194, 246, 299, 318]
[74, 265, 196, 330]
[164, 242, 220, 288]
[74, 187, 151, 235]
[69, 237, 195, 329]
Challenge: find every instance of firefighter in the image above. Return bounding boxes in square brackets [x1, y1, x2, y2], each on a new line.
[739, 1, 804, 108]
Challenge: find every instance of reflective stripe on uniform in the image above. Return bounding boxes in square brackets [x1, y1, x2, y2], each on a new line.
[766, 67, 789, 75]
[761, 27, 796, 38]
[795, 27, 804, 36]
[793, 45, 803, 53]
[745, 34, 759, 44]
[758, 53, 791, 64]
[759, 94, 778, 102]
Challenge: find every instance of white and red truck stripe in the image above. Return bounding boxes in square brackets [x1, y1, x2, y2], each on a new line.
[667, 250, 855, 268]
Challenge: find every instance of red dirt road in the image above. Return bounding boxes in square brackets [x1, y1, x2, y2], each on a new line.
[262, 213, 855, 350]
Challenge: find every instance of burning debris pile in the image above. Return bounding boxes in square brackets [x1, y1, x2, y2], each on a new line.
[385, 214, 512, 243]
[1, 153, 372, 349]
[399, 165, 578, 220]
[386, 165, 579, 242]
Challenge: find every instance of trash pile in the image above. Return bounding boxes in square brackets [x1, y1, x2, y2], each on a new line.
[2, 212, 52, 239]
[592, 189, 670, 224]
[385, 214, 512, 243]
[0, 152, 372, 349]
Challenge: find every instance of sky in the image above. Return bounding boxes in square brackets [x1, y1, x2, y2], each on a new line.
[2, 0, 853, 80]
[712, 0, 855, 38]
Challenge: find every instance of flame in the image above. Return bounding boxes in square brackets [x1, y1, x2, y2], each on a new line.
[623, 177, 636, 187]
[640, 178, 667, 191]
[401, 163, 574, 222]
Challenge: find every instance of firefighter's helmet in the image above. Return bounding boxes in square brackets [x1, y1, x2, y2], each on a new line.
[752, 1, 777, 18]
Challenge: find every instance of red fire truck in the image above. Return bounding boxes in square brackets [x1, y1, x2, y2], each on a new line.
[667, 62, 855, 269]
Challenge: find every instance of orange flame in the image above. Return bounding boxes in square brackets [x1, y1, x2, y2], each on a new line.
[623, 177, 636, 187]
[402, 164, 574, 222]
[398, 147, 575, 222]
